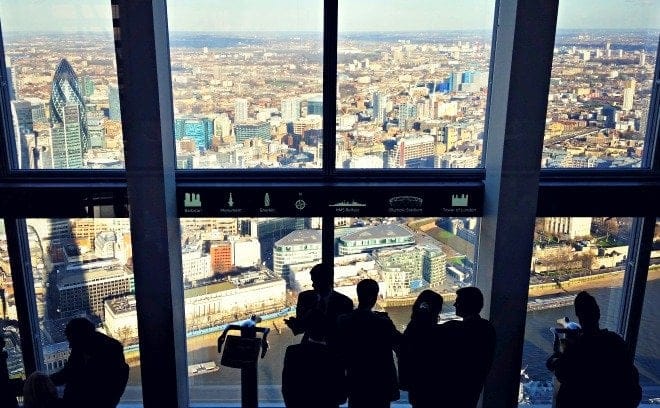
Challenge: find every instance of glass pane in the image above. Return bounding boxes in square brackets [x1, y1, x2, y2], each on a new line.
[25, 219, 142, 403]
[180, 217, 319, 404]
[519, 217, 632, 406]
[335, 216, 480, 404]
[337, 1, 495, 169]
[542, 3, 660, 169]
[636, 218, 660, 403]
[0, 221, 25, 386]
[0, 1, 125, 169]
[166, 1, 324, 169]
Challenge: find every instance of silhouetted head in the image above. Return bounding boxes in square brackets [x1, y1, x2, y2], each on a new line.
[64, 317, 96, 350]
[454, 287, 484, 318]
[23, 371, 58, 408]
[574, 291, 600, 330]
[356, 279, 379, 309]
[310, 264, 332, 296]
[411, 290, 443, 325]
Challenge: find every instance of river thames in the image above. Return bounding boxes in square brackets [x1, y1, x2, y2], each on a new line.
[122, 281, 659, 404]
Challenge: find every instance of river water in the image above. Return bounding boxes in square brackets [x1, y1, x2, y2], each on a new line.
[127, 281, 660, 402]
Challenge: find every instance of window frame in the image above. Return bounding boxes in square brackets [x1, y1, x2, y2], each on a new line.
[0, 1, 658, 408]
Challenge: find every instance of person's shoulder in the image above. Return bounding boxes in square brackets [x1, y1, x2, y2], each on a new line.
[331, 290, 353, 304]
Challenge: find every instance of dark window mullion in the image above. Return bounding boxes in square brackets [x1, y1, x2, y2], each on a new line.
[646, 35, 660, 172]
[618, 216, 655, 356]
[322, 0, 338, 177]
[0, 21, 18, 175]
[3, 217, 43, 374]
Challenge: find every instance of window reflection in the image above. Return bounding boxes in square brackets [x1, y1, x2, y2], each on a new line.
[635, 218, 660, 403]
[0, 221, 25, 381]
[520, 217, 632, 406]
[23, 218, 142, 403]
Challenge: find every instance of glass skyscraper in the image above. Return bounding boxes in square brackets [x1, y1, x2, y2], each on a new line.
[49, 59, 89, 153]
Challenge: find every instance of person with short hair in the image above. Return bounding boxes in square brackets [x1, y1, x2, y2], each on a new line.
[50, 317, 129, 408]
[548, 291, 641, 408]
[284, 263, 353, 347]
[336, 279, 401, 408]
[436, 287, 495, 408]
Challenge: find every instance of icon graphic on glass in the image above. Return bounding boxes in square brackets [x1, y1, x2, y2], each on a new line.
[184, 193, 202, 208]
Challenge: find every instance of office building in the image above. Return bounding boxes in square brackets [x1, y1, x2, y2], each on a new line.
[273, 229, 322, 281]
[49, 59, 89, 153]
[108, 84, 121, 121]
[234, 98, 248, 123]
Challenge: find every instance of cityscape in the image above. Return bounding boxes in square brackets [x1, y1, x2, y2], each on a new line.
[2, 214, 659, 404]
[0, 0, 659, 403]
[1, 28, 656, 170]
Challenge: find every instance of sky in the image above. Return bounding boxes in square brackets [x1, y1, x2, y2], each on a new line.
[0, 0, 658, 33]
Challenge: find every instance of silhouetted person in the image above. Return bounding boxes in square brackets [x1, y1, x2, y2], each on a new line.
[282, 311, 347, 408]
[336, 278, 401, 408]
[398, 290, 444, 408]
[23, 372, 61, 408]
[285, 263, 353, 346]
[547, 291, 641, 408]
[50, 317, 129, 408]
[438, 287, 495, 408]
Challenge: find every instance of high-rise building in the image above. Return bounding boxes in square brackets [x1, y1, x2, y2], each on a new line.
[87, 111, 106, 149]
[50, 59, 89, 153]
[622, 79, 636, 111]
[81, 76, 95, 98]
[5, 56, 16, 100]
[543, 217, 592, 239]
[234, 98, 249, 123]
[51, 104, 84, 168]
[174, 117, 214, 150]
[281, 97, 301, 123]
[306, 95, 323, 116]
[234, 121, 271, 143]
[108, 84, 121, 121]
[273, 229, 322, 280]
[10, 100, 33, 169]
[372, 92, 386, 124]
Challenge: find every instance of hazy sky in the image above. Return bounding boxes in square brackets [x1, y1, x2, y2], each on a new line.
[0, 0, 658, 32]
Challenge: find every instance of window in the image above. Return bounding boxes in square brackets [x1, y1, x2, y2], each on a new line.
[180, 217, 318, 403]
[542, 2, 660, 169]
[165, 0, 324, 169]
[0, 220, 24, 381]
[635, 218, 660, 403]
[0, 0, 125, 170]
[519, 217, 632, 406]
[337, 0, 495, 169]
[23, 218, 142, 403]
[0, 2, 658, 408]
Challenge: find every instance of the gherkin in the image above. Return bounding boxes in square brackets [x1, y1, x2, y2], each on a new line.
[49, 59, 89, 152]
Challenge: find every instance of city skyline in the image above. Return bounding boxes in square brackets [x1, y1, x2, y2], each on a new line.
[0, 0, 659, 32]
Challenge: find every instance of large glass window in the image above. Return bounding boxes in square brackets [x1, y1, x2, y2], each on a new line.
[166, 1, 324, 169]
[519, 217, 632, 406]
[0, 220, 24, 382]
[0, 1, 125, 169]
[542, 2, 660, 169]
[636, 218, 660, 403]
[335, 216, 479, 403]
[336, 0, 495, 169]
[24, 218, 142, 403]
[180, 217, 319, 403]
